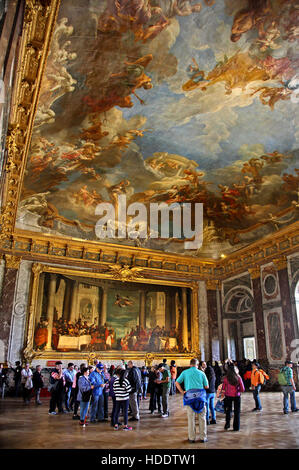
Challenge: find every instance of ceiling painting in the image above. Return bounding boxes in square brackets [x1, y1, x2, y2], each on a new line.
[16, 0, 299, 258]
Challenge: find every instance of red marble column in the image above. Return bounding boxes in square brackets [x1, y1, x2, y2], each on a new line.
[206, 280, 219, 361]
[249, 267, 267, 361]
[274, 257, 296, 358]
[0, 255, 20, 361]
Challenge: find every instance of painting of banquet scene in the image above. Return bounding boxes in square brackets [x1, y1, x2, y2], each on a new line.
[33, 272, 192, 353]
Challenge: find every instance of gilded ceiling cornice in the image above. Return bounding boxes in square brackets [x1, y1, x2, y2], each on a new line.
[0, 0, 61, 242]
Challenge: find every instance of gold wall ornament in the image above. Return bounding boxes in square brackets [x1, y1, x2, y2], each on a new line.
[88, 352, 97, 366]
[272, 256, 288, 271]
[22, 345, 37, 365]
[206, 279, 221, 290]
[107, 264, 145, 282]
[144, 353, 154, 367]
[32, 263, 44, 275]
[248, 265, 261, 280]
[4, 254, 22, 269]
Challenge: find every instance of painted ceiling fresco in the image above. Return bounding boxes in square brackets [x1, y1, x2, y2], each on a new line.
[17, 0, 299, 258]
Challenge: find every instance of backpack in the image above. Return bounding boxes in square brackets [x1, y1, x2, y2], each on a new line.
[278, 369, 288, 386]
[260, 370, 269, 387]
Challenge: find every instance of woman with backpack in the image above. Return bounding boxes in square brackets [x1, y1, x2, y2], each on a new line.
[77, 367, 93, 427]
[251, 362, 269, 412]
[221, 363, 245, 432]
[113, 367, 133, 431]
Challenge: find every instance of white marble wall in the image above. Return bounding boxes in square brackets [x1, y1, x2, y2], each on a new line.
[7, 260, 33, 365]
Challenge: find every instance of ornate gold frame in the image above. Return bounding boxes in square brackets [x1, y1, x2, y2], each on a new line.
[23, 263, 200, 364]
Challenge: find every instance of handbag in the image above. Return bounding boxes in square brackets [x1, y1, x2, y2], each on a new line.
[215, 399, 225, 413]
[82, 389, 92, 402]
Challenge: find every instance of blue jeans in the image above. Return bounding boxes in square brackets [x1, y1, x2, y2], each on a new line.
[80, 400, 89, 423]
[115, 399, 129, 426]
[170, 379, 176, 395]
[103, 391, 109, 419]
[65, 386, 72, 410]
[253, 385, 262, 410]
[206, 393, 216, 422]
[282, 385, 297, 412]
[142, 382, 148, 398]
[90, 393, 104, 421]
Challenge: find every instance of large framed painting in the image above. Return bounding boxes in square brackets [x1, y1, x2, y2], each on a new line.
[23, 264, 199, 362]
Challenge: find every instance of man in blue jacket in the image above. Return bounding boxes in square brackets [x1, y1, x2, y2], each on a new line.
[89, 363, 105, 422]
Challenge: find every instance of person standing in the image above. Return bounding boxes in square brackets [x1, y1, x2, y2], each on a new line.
[102, 364, 110, 420]
[21, 363, 33, 404]
[157, 363, 171, 418]
[89, 363, 105, 423]
[48, 361, 65, 415]
[175, 358, 209, 443]
[221, 364, 245, 431]
[213, 361, 222, 390]
[141, 366, 149, 399]
[32, 365, 44, 405]
[170, 360, 177, 396]
[109, 367, 118, 427]
[113, 367, 133, 431]
[77, 367, 93, 427]
[205, 362, 217, 424]
[72, 363, 86, 420]
[127, 360, 142, 422]
[280, 360, 298, 414]
[250, 362, 268, 412]
[12, 361, 22, 397]
[63, 363, 75, 412]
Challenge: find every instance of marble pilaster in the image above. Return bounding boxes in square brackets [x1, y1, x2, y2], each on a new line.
[7, 260, 33, 365]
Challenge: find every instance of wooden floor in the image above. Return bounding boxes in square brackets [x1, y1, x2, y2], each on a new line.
[0, 391, 298, 449]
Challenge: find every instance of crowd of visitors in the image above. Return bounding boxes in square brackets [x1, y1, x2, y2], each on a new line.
[3, 357, 298, 440]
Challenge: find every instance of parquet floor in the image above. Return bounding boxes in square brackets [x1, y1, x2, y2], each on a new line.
[0, 391, 298, 449]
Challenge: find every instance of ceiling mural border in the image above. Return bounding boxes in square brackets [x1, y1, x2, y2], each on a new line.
[0, 0, 61, 243]
[0, 0, 298, 281]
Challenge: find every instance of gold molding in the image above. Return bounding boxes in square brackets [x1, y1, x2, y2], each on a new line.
[4, 254, 21, 269]
[206, 279, 221, 290]
[106, 264, 145, 282]
[0, 0, 61, 244]
[272, 256, 288, 271]
[248, 266, 261, 280]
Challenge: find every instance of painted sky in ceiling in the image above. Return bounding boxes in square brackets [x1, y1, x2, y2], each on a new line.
[17, 0, 299, 258]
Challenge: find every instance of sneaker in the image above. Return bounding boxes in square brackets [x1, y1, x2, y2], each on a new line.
[224, 424, 230, 430]
[199, 439, 208, 443]
[123, 426, 133, 431]
[128, 417, 139, 422]
[48, 411, 57, 415]
[210, 419, 217, 424]
[291, 409, 299, 412]
[251, 408, 258, 412]
[188, 439, 195, 443]
[114, 424, 119, 430]
[79, 421, 87, 426]
[150, 411, 154, 414]
[283, 411, 289, 414]
[161, 413, 168, 418]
